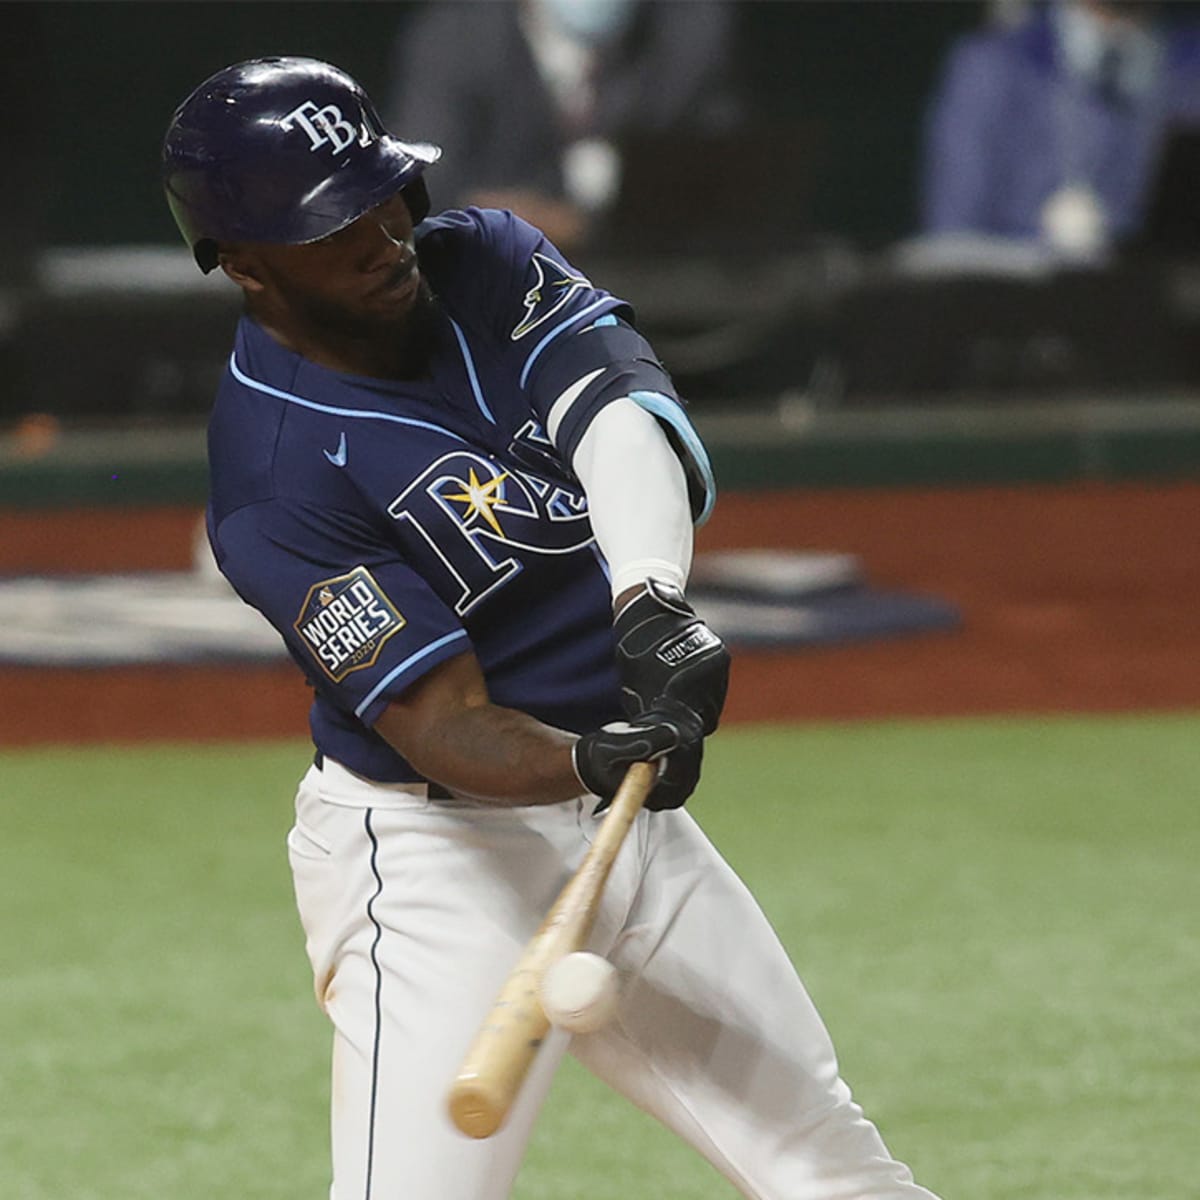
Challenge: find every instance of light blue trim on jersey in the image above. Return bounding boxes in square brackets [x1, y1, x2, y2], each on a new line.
[354, 628, 470, 718]
[448, 318, 497, 425]
[518, 297, 620, 389]
[629, 389, 717, 526]
[589, 543, 612, 584]
[229, 353, 468, 444]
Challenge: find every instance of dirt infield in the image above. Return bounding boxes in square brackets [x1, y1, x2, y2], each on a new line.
[2, 481, 1198, 745]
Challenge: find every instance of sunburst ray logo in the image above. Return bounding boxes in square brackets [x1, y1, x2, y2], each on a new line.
[445, 468, 509, 537]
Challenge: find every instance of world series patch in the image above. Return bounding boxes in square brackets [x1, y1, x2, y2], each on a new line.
[293, 566, 405, 682]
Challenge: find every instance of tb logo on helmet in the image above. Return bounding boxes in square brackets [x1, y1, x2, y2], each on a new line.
[280, 100, 371, 155]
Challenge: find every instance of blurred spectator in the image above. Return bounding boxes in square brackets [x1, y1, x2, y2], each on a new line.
[920, 0, 1200, 260]
[0, 6, 47, 291]
[0, 5, 50, 421]
[385, 0, 744, 251]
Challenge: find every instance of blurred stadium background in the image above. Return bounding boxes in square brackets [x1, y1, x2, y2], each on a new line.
[1, 3, 1198, 1198]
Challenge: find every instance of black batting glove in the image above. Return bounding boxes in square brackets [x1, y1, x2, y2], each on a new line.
[572, 700, 705, 812]
[613, 579, 730, 735]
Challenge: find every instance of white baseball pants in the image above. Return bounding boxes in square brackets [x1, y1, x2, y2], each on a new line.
[288, 757, 942, 1200]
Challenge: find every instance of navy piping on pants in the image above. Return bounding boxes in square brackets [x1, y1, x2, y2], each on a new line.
[363, 809, 385, 1200]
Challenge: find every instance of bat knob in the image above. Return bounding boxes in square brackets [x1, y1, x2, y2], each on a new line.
[448, 1073, 504, 1139]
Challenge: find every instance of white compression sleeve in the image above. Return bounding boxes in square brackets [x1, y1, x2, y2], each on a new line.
[570, 397, 694, 599]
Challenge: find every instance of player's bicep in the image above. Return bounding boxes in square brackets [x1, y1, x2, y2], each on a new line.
[373, 648, 489, 764]
[287, 562, 470, 726]
[213, 503, 471, 726]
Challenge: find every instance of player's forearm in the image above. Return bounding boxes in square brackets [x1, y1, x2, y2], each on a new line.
[571, 398, 693, 599]
[375, 700, 582, 806]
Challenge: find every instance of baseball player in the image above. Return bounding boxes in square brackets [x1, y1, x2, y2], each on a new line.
[162, 57, 942, 1200]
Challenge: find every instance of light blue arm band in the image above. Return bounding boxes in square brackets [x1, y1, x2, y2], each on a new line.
[628, 389, 717, 526]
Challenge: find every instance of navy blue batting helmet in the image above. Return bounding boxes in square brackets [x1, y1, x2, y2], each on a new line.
[162, 57, 440, 273]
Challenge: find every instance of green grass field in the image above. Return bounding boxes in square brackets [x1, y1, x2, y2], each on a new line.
[1, 713, 1197, 1200]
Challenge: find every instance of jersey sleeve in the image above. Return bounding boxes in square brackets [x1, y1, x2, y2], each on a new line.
[211, 499, 471, 727]
[418, 206, 629, 364]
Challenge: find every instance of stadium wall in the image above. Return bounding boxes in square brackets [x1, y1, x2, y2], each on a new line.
[4, 285, 1199, 742]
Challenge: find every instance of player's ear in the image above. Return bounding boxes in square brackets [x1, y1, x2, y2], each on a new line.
[218, 245, 265, 292]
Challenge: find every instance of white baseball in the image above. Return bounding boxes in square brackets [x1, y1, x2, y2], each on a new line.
[539, 952, 620, 1033]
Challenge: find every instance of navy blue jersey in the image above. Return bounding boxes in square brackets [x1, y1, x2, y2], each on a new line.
[207, 208, 707, 784]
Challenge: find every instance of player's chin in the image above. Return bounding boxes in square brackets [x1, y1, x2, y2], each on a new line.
[368, 264, 421, 312]
[346, 273, 431, 334]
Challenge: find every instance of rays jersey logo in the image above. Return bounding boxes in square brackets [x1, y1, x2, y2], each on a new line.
[506, 418, 570, 479]
[511, 253, 592, 341]
[387, 452, 592, 615]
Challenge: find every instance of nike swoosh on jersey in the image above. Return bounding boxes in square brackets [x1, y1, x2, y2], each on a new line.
[323, 432, 348, 467]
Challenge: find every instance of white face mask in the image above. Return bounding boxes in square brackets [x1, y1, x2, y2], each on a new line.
[538, 0, 638, 46]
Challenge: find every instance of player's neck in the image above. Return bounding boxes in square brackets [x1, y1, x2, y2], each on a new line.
[281, 328, 430, 381]
[251, 300, 438, 382]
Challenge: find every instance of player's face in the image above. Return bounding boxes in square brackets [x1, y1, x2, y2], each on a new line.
[238, 191, 429, 338]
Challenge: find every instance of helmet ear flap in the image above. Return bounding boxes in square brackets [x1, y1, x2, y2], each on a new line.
[402, 177, 431, 226]
[194, 237, 219, 274]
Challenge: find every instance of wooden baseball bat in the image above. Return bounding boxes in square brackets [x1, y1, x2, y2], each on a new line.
[446, 760, 658, 1139]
